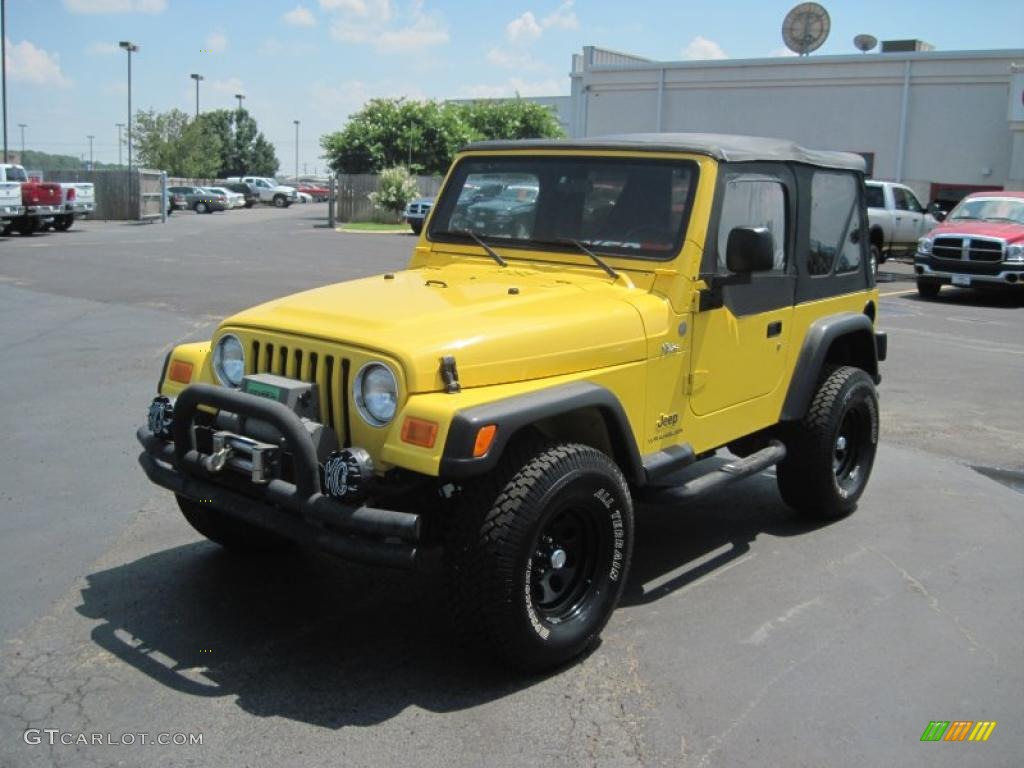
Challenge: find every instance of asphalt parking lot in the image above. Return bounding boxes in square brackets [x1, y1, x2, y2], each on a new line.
[1, 206, 1021, 768]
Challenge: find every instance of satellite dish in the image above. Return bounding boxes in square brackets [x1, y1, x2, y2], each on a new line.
[782, 3, 831, 56]
[853, 34, 878, 53]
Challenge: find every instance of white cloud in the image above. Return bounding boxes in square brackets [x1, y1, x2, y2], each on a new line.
[769, 47, 799, 57]
[506, 12, 542, 43]
[283, 5, 316, 26]
[85, 41, 121, 55]
[209, 77, 245, 94]
[319, 0, 391, 21]
[542, 1, 577, 31]
[486, 47, 550, 72]
[260, 37, 317, 55]
[5, 39, 72, 88]
[206, 32, 228, 53]
[681, 35, 727, 60]
[328, 2, 447, 53]
[458, 77, 567, 99]
[64, 0, 166, 13]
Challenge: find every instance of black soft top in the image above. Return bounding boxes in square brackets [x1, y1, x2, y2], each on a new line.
[462, 132, 866, 172]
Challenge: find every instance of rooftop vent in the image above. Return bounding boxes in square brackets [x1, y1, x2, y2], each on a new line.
[880, 39, 934, 53]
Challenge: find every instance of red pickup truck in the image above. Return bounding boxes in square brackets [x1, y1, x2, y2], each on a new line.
[0, 164, 62, 235]
[914, 191, 1024, 298]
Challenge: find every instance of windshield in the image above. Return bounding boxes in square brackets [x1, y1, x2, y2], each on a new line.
[6, 166, 28, 182]
[429, 155, 698, 261]
[948, 197, 1024, 224]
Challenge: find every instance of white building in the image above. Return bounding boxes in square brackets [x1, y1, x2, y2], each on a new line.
[567, 45, 1024, 207]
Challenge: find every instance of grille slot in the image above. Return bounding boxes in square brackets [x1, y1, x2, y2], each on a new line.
[248, 341, 350, 443]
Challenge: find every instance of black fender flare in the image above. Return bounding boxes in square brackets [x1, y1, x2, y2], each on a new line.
[439, 381, 643, 484]
[781, 313, 882, 422]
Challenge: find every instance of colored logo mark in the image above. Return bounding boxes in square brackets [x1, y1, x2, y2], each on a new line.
[921, 721, 997, 742]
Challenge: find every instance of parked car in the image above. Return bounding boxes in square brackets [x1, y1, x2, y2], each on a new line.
[51, 182, 95, 231]
[224, 176, 297, 208]
[168, 192, 187, 214]
[403, 197, 434, 234]
[456, 183, 539, 239]
[222, 182, 259, 208]
[866, 180, 939, 272]
[138, 133, 884, 672]
[0, 164, 62, 235]
[206, 186, 245, 209]
[297, 183, 329, 202]
[914, 191, 1024, 298]
[167, 186, 227, 214]
[296, 191, 314, 204]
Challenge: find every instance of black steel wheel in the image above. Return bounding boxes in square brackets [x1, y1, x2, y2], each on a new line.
[446, 442, 633, 671]
[777, 366, 879, 519]
[917, 278, 941, 299]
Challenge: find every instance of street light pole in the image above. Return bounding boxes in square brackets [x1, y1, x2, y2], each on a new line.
[86, 135, 95, 168]
[293, 119, 300, 182]
[1, 0, 7, 163]
[190, 73, 203, 118]
[119, 42, 138, 176]
[115, 123, 124, 167]
[17, 123, 25, 160]
[235, 93, 245, 112]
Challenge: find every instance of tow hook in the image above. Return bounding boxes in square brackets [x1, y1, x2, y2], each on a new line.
[202, 445, 232, 473]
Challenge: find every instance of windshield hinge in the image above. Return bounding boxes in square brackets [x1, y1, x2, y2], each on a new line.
[440, 356, 461, 394]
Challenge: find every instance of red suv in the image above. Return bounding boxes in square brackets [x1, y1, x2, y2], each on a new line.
[915, 191, 1024, 298]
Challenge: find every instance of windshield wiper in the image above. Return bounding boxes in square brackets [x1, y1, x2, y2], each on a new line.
[551, 238, 619, 280]
[434, 230, 509, 268]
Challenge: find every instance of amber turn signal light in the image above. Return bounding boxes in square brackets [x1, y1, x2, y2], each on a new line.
[168, 359, 194, 383]
[401, 417, 438, 448]
[473, 424, 498, 458]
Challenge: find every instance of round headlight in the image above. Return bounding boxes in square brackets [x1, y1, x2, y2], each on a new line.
[213, 334, 245, 388]
[354, 362, 398, 426]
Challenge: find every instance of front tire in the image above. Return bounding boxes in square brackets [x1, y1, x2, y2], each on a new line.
[273, 194, 287, 208]
[777, 366, 879, 520]
[916, 278, 941, 299]
[446, 443, 634, 671]
[409, 221, 422, 235]
[176, 495, 281, 553]
[194, 201, 209, 214]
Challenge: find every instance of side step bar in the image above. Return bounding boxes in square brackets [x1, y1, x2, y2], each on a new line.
[639, 440, 787, 505]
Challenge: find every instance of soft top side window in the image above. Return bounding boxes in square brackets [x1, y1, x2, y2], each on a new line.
[808, 171, 861, 276]
[715, 174, 788, 273]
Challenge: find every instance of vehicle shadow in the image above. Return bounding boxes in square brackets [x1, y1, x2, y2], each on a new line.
[76, 466, 827, 728]
[902, 287, 1023, 309]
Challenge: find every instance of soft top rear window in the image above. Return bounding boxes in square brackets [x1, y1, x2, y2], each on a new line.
[429, 155, 698, 261]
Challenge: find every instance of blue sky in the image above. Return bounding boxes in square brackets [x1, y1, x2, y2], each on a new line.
[4, 0, 1023, 174]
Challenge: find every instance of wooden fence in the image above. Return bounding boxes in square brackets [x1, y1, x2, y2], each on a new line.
[40, 169, 166, 220]
[335, 174, 443, 223]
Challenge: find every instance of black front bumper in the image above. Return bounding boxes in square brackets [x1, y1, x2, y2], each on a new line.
[138, 383, 438, 571]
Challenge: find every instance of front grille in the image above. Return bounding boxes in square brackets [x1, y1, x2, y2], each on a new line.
[932, 236, 1005, 263]
[250, 340, 351, 447]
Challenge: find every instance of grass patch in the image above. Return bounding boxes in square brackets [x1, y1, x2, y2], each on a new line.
[339, 222, 411, 233]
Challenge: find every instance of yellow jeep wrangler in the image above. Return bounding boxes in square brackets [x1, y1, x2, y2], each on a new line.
[139, 134, 886, 671]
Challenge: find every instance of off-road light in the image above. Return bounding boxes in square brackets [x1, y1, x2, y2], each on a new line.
[213, 334, 245, 388]
[323, 448, 374, 500]
[354, 362, 398, 426]
[147, 396, 174, 439]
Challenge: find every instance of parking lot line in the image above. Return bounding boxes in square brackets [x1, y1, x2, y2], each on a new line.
[878, 288, 916, 297]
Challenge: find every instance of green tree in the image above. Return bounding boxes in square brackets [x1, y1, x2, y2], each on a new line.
[132, 108, 223, 177]
[194, 109, 279, 177]
[457, 99, 564, 142]
[368, 166, 420, 215]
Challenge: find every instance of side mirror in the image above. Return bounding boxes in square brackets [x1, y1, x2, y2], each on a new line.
[927, 202, 947, 222]
[726, 226, 775, 274]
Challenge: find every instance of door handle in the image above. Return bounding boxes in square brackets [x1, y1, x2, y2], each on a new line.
[767, 321, 783, 338]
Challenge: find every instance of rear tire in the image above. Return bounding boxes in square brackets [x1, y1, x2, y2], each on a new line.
[53, 214, 74, 231]
[445, 442, 633, 671]
[15, 218, 38, 236]
[176, 495, 281, 553]
[916, 279, 941, 299]
[869, 243, 881, 276]
[409, 221, 422, 235]
[777, 366, 879, 520]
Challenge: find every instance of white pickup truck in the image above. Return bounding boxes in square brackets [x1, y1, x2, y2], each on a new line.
[225, 176, 297, 208]
[25, 171, 96, 231]
[0, 163, 62, 235]
[0, 177, 24, 230]
[866, 180, 939, 270]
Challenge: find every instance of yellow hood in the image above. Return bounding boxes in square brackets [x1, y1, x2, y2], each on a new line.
[223, 263, 647, 392]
